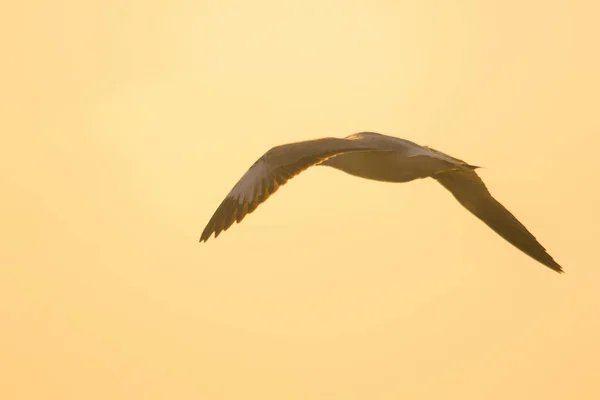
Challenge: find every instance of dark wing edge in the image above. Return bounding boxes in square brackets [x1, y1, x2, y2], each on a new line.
[434, 168, 563, 273]
[200, 139, 376, 242]
[199, 156, 299, 242]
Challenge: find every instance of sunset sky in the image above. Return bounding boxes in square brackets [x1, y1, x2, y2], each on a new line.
[1, 1, 600, 399]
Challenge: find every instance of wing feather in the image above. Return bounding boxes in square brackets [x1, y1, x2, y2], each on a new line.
[434, 168, 563, 273]
[200, 137, 377, 242]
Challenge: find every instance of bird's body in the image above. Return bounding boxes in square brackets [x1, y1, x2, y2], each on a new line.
[200, 132, 563, 273]
[320, 149, 460, 182]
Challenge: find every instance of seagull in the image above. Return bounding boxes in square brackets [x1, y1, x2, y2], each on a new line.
[200, 132, 563, 273]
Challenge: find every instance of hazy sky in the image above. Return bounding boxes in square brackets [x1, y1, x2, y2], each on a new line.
[1, 1, 599, 399]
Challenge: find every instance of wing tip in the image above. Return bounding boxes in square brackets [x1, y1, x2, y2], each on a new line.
[199, 232, 211, 243]
[546, 260, 564, 274]
[538, 253, 564, 274]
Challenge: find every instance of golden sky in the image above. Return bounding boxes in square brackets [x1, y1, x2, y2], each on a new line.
[1, 1, 600, 399]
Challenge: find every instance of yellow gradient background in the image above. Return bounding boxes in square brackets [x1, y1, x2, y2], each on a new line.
[1, 1, 599, 399]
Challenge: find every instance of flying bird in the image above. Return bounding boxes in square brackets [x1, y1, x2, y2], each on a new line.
[200, 132, 563, 273]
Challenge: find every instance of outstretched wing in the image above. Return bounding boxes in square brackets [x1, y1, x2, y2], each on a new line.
[434, 168, 563, 273]
[200, 137, 377, 242]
